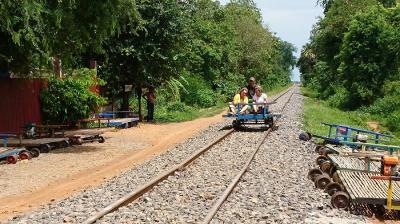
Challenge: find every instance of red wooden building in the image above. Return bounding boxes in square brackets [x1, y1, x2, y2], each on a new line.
[0, 79, 45, 133]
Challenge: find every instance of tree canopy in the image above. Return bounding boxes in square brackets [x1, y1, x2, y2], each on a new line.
[1, 0, 296, 122]
[298, 0, 400, 132]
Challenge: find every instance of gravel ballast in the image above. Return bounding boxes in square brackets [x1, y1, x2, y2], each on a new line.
[211, 86, 366, 224]
[6, 89, 288, 224]
[98, 87, 294, 223]
[6, 86, 368, 224]
[6, 123, 232, 224]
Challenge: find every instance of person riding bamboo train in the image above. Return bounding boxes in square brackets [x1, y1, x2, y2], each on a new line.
[229, 88, 249, 115]
[246, 77, 257, 99]
[252, 85, 268, 113]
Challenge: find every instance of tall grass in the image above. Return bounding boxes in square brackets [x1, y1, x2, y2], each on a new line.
[301, 87, 399, 141]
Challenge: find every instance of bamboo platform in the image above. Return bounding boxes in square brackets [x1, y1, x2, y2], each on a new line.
[103, 118, 139, 128]
[328, 154, 381, 173]
[6, 137, 69, 147]
[337, 170, 400, 205]
[64, 128, 113, 136]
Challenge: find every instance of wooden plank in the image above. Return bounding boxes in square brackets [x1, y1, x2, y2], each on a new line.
[7, 138, 69, 147]
[338, 170, 356, 200]
[328, 154, 380, 172]
[64, 128, 112, 136]
[337, 170, 400, 205]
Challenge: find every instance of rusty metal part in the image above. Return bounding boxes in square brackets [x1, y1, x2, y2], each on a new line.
[314, 174, 332, 189]
[29, 148, 40, 158]
[324, 182, 343, 196]
[331, 191, 350, 209]
[18, 151, 31, 160]
[308, 168, 323, 181]
[7, 154, 18, 164]
[316, 155, 328, 166]
[320, 160, 332, 172]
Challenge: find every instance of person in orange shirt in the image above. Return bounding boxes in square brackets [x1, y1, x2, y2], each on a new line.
[229, 87, 249, 115]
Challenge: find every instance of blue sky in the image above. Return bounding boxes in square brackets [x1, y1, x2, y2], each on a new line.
[219, 0, 323, 81]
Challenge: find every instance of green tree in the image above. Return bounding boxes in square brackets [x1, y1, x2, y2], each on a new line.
[0, 0, 48, 74]
[339, 5, 400, 107]
[0, 0, 139, 74]
[100, 0, 189, 115]
[40, 69, 106, 124]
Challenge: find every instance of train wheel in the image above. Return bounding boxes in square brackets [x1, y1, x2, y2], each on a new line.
[314, 174, 331, 189]
[19, 151, 31, 160]
[232, 120, 241, 130]
[320, 161, 332, 173]
[29, 148, 40, 158]
[77, 137, 83, 145]
[316, 155, 328, 166]
[368, 204, 386, 218]
[308, 168, 323, 181]
[331, 172, 341, 183]
[318, 147, 328, 155]
[322, 150, 333, 157]
[324, 182, 343, 196]
[40, 144, 51, 153]
[7, 155, 18, 164]
[314, 145, 324, 153]
[299, 132, 311, 141]
[331, 191, 350, 209]
[266, 117, 274, 127]
[98, 136, 105, 143]
[329, 166, 337, 177]
[59, 140, 70, 148]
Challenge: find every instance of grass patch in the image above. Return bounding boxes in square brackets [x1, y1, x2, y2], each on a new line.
[303, 97, 370, 136]
[301, 87, 399, 143]
[155, 101, 226, 123]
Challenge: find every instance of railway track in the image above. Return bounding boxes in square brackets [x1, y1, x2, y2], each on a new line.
[82, 86, 295, 224]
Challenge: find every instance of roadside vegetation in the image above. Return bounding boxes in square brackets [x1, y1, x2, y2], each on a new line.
[154, 83, 293, 123]
[298, 0, 400, 136]
[1, 0, 296, 124]
[302, 87, 370, 136]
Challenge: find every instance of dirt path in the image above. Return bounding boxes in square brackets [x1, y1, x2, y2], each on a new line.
[0, 113, 225, 221]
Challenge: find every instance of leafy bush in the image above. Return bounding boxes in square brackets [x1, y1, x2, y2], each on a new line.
[182, 74, 216, 107]
[187, 89, 216, 107]
[385, 111, 400, 132]
[358, 81, 400, 132]
[166, 101, 191, 112]
[326, 86, 350, 109]
[40, 69, 106, 124]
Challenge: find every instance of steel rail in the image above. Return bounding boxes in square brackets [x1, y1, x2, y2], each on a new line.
[82, 85, 295, 224]
[271, 84, 294, 103]
[82, 128, 235, 224]
[202, 90, 295, 224]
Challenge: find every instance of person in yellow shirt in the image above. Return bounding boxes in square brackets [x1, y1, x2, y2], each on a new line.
[229, 87, 249, 115]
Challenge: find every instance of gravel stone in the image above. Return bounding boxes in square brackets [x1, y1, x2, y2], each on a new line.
[6, 86, 367, 224]
[211, 86, 366, 224]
